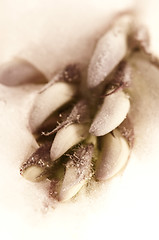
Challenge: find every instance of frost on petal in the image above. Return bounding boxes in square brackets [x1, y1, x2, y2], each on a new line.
[58, 144, 94, 202]
[20, 142, 52, 182]
[29, 82, 77, 133]
[43, 99, 90, 136]
[87, 16, 131, 88]
[50, 123, 89, 161]
[89, 89, 130, 136]
[60, 64, 81, 83]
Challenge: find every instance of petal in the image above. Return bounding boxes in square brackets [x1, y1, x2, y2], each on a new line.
[0, 58, 47, 86]
[89, 89, 130, 136]
[95, 129, 130, 181]
[58, 144, 94, 202]
[50, 123, 89, 161]
[29, 82, 76, 132]
[87, 16, 131, 88]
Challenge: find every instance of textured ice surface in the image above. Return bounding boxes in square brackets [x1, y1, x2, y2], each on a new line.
[0, 1, 159, 240]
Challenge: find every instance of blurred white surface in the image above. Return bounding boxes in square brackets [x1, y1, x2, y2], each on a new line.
[0, 1, 159, 240]
[0, 0, 134, 78]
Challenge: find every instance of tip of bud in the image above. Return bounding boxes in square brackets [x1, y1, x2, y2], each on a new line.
[21, 166, 45, 182]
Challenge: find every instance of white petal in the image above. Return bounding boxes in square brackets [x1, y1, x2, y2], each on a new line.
[50, 123, 89, 161]
[21, 166, 45, 182]
[29, 82, 76, 132]
[89, 90, 130, 136]
[87, 16, 131, 88]
[95, 129, 130, 181]
[58, 166, 86, 202]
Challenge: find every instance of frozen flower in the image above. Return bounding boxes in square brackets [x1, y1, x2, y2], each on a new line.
[18, 15, 144, 202]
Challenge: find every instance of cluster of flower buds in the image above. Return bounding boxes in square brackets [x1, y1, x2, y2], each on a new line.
[0, 14, 156, 202]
